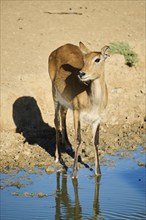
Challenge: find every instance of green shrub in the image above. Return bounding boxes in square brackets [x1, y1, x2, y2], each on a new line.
[109, 42, 138, 67]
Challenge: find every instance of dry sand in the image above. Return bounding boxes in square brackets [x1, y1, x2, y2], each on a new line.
[0, 1, 145, 172]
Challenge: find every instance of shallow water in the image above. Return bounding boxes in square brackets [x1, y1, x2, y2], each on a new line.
[0, 147, 146, 220]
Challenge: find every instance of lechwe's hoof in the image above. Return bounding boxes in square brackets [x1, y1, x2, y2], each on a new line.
[72, 175, 78, 179]
[72, 171, 78, 179]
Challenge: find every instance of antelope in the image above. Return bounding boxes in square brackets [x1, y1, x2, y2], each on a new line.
[48, 42, 109, 178]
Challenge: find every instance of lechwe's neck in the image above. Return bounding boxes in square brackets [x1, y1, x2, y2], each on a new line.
[89, 72, 107, 112]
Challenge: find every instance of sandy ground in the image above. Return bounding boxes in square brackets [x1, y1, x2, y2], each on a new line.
[0, 1, 145, 172]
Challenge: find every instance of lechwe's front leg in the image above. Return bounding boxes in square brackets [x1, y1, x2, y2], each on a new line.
[92, 122, 101, 176]
[72, 110, 81, 179]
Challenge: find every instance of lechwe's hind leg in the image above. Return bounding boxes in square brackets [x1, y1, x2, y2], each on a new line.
[60, 106, 72, 152]
[93, 123, 101, 176]
[54, 102, 61, 163]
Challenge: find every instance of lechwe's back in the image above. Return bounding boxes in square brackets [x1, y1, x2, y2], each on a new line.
[48, 42, 110, 178]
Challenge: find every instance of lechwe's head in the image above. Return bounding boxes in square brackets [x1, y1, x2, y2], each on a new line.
[78, 42, 110, 82]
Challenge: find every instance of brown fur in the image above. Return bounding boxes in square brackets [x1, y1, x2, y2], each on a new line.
[48, 42, 109, 178]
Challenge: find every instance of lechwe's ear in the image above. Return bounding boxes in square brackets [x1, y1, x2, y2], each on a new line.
[101, 45, 110, 60]
[79, 42, 90, 54]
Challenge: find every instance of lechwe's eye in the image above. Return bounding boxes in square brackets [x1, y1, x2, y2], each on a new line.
[94, 58, 100, 63]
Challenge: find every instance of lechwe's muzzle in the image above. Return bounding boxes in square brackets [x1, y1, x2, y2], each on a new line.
[78, 71, 86, 79]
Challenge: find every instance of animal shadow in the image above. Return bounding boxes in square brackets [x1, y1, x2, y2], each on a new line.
[12, 96, 72, 157]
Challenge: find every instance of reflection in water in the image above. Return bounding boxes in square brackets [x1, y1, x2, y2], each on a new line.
[1, 153, 145, 220]
[93, 177, 100, 219]
[55, 172, 100, 220]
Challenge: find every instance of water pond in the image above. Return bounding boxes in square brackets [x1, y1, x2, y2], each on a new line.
[0, 147, 146, 220]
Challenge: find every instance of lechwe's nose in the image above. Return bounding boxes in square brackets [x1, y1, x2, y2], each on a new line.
[79, 71, 86, 79]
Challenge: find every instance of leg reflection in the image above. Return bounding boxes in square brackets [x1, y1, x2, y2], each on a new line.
[55, 172, 101, 220]
[72, 179, 82, 219]
[92, 176, 101, 219]
[55, 172, 61, 220]
[55, 172, 82, 220]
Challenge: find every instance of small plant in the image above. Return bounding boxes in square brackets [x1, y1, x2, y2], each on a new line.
[109, 42, 138, 67]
